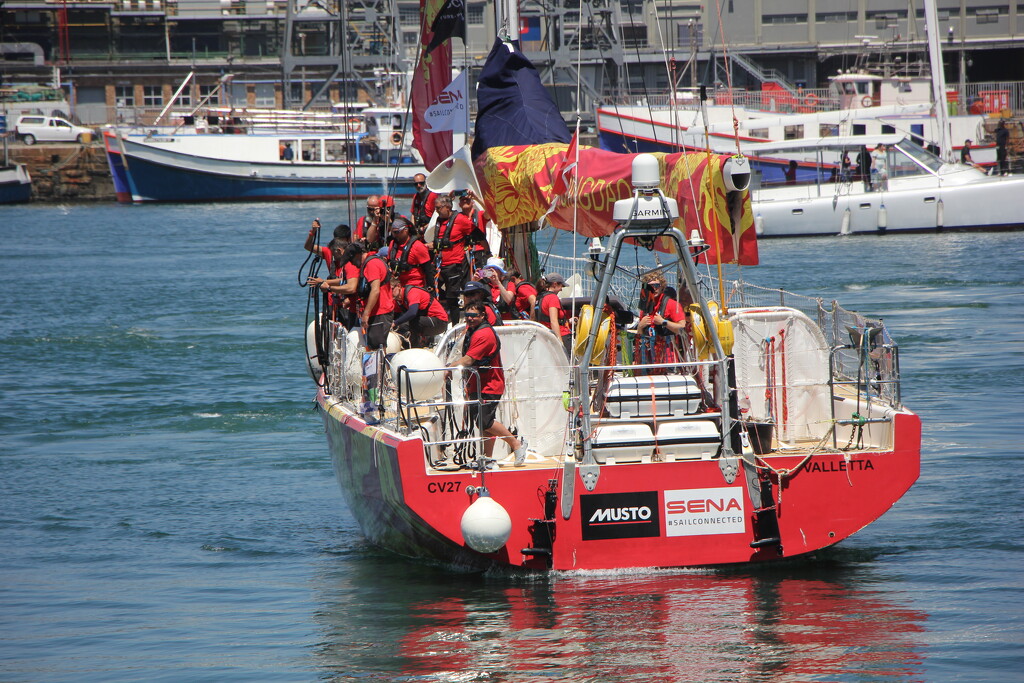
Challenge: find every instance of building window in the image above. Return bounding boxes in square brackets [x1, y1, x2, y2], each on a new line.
[762, 14, 807, 25]
[398, 6, 418, 25]
[816, 11, 856, 22]
[784, 124, 803, 140]
[199, 84, 218, 105]
[819, 124, 839, 137]
[467, 3, 484, 24]
[973, 7, 1003, 24]
[143, 85, 163, 107]
[881, 124, 895, 134]
[255, 83, 275, 107]
[115, 85, 135, 107]
[748, 128, 769, 139]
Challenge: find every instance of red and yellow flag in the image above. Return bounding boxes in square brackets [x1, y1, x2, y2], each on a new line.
[475, 144, 759, 265]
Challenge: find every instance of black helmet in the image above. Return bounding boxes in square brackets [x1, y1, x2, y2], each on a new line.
[462, 281, 489, 295]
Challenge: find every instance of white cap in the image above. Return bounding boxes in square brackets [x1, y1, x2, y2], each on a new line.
[485, 257, 505, 274]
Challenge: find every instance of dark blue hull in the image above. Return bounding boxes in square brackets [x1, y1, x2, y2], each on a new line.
[104, 144, 418, 204]
[0, 172, 31, 204]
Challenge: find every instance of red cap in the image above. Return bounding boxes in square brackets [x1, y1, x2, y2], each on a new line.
[379, 195, 394, 208]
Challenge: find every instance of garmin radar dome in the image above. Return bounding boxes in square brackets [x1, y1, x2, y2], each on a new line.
[612, 153, 679, 227]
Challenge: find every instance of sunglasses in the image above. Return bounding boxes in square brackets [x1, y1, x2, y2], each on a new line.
[464, 312, 483, 318]
[415, 181, 426, 186]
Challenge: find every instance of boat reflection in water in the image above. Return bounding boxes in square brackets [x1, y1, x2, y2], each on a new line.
[312, 557, 926, 680]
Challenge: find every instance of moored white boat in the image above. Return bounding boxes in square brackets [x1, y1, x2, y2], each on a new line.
[103, 106, 426, 203]
[747, 135, 1024, 236]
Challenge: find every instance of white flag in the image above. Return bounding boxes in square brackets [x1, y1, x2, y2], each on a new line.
[426, 144, 481, 197]
[423, 71, 468, 134]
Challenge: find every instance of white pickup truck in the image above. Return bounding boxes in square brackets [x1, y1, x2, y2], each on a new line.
[15, 115, 95, 145]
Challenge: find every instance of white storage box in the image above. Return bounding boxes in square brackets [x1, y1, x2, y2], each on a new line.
[655, 419, 721, 460]
[604, 375, 702, 419]
[591, 422, 655, 463]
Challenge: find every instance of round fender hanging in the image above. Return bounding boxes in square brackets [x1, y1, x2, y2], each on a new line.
[391, 132, 403, 145]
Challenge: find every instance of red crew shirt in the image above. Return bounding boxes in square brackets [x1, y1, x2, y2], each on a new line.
[511, 281, 537, 319]
[539, 291, 569, 337]
[436, 213, 474, 266]
[392, 239, 432, 287]
[403, 286, 449, 321]
[361, 257, 394, 316]
[464, 325, 504, 395]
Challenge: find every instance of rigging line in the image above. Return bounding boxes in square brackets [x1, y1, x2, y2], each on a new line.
[622, 0, 665, 151]
[711, 0, 742, 157]
[649, 0, 683, 152]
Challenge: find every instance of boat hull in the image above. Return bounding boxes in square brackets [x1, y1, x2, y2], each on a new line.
[0, 164, 32, 204]
[322, 393, 920, 572]
[753, 174, 1024, 236]
[103, 131, 423, 203]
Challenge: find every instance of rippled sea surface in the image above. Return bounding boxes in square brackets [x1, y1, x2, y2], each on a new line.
[1, 202, 1021, 682]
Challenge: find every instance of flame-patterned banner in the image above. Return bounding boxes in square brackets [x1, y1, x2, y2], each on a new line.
[475, 144, 758, 265]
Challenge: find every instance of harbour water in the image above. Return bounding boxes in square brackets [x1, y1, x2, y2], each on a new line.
[1, 201, 1021, 681]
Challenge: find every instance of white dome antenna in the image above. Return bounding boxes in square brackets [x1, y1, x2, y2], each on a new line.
[631, 153, 661, 190]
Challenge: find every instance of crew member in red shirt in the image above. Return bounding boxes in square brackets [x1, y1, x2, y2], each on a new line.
[392, 282, 448, 347]
[387, 217, 432, 289]
[354, 195, 380, 245]
[635, 270, 688, 373]
[458, 190, 491, 269]
[311, 241, 364, 330]
[356, 245, 395, 350]
[410, 173, 437, 230]
[430, 195, 474, 324]
[504, 268, 538, 321]
[451, 302, 528, 466]
[461, 281, 503, 326]
[304, 219, 351, 322]
[537, 273, 571, 357]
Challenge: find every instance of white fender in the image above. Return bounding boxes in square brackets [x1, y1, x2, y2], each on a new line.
[877, 202, 888, 230]
[840, 207, 852, 235]
[389, 348, 445, 401]
[460, 493, 512, 554]
[306, 319, 323, 379]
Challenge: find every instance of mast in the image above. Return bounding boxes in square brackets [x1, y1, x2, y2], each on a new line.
[923, 0, 953, 162]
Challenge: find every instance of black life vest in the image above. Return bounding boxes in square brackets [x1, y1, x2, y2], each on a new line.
[404, 285, 438, 318]
[412, 190, 431, 226]
[535, 291, 567, 324]
[640, 292, 674, 336]
[357, 254, 390, 298]
[433, 212, 465, 252]
[389, 236, 423, 275]
[497, 281, 532, 318]
[461, 321, 502, 367]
